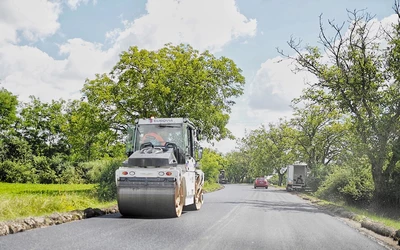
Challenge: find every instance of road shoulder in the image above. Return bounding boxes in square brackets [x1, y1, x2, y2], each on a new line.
[295, 193, 400, 250]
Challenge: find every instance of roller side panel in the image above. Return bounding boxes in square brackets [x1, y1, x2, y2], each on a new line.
[183, 171, 195, 206]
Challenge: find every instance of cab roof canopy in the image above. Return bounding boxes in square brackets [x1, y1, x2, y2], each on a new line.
[136, 117, 196, 128]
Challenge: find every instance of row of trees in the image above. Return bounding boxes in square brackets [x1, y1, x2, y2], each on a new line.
[220, 105, 375, 203]
[218, 5, 400, 207]
[0, 90, 125, 183]
[0, 44, 245, 184]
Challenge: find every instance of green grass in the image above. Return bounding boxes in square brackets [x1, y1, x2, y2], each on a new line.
[0, 182, 96, 195]
[271, 184, 286, 189]
[344, 205, 400, 229]
[298, 192, 400, 230]
[203, 181, 222, 192]
[0, 180, 221, 222]
[0, 183, 115, 222]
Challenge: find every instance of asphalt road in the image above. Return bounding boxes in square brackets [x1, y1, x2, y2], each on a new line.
[0, 184, 391, 250]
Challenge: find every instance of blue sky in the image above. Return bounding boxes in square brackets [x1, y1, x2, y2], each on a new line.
[0, 0, 396, 153]
[34, 0, 394, 64]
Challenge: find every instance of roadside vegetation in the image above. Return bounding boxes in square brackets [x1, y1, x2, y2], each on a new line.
[0, 178, 221, 222]
[344, 205, 400, 230]
[0, 183, 115, 221]
[1, 1, 400, 230]
[203, 181, 222, 193]
[216, 1, 400, 227]
[298, 192, 400, 232]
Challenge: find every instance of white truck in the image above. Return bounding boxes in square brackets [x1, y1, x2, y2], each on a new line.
[286, 162, 307, 191]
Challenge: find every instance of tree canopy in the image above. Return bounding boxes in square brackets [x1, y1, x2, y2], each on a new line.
[0, 88, 18, 132]
[82, 43, 245, 141]
[277, 5, 400, 204]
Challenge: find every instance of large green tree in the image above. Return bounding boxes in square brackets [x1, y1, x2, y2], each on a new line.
[82, 43, 245, 141]
[199, 148, 226, 183]
[242, 126, 276, 177]
[239, 121, 297, 186]
[64, 100, 124, 162]
[290, 104, 348, 171]
[279, 6, 400, 204]
[266, 122, 298, 186]
[0, 88, 18, 132]
[19, 97, 69, 157]
[225, 150, 252, 183]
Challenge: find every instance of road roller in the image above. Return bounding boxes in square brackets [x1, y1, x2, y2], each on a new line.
[115, 117, 205, 218]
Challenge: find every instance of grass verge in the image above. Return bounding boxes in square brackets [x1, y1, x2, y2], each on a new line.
[0, 179, 223, 222]
[0, 182, 115, 222]
[344, 205, 400, 229]
[271, 184, 286, 190]
[203, 181, 222, 192]
[298, 192, 400, 230]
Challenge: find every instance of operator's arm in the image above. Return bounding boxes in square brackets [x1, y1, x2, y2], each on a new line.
[142, 133, 166, 145]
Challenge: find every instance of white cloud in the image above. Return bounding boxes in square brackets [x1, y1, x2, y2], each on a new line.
[58, 38, 115, 80]
[66, 0, 97, 10]
[0, 40, 115, 103]
[113, 0, 257, 52]
[1, 0, 256, 104]
[0, 0, 61, 44]
[208, 105, 294, 154]
[0, 44, 67, 102]
[248, 57, 316, 112]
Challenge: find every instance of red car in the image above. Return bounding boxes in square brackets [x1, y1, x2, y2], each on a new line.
[254, 177, 269, 189]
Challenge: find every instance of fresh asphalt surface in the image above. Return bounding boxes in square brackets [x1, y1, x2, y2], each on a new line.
[0, 184, 390, 250]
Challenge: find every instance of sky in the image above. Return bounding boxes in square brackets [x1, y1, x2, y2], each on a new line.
[0, 0, 396, 153]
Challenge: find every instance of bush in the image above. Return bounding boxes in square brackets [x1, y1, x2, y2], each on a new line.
[316, 164, 374, 205]
[0, 133, 33, 163]
[307, 163, 336, 192]
[340, 167, 374, 204]
[32, 156, 57, 184]
[58, 165, 86, 184]
[48, 154, 69, 177]
[199, 149, 224, 183]
[82, 160, 113, 183]
[268, 174, 286, 186]
[306, 175, 322, 192]
[203, 180, 221, 192]
[0, 160, 37, 183]
[96, 158, 124, 201]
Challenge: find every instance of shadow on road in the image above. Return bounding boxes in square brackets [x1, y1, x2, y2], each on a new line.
[97, 211, 195, 220]
[206, 188, 327, 215]
[247, 188, 288, 193]
[99, 213, 185, 220]
[219, 199, 323, 214]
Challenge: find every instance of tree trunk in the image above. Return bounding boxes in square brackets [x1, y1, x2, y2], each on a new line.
[278, 172, 284, 186]
[370, 157, 389, 206]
